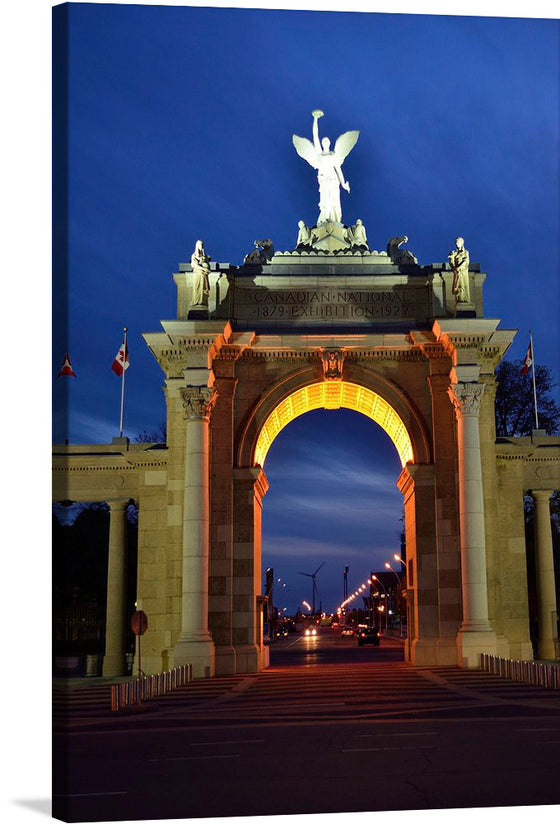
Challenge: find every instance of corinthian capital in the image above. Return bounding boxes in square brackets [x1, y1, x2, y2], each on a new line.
[180, 386, 215, 420]
[447, 382, 485, 419]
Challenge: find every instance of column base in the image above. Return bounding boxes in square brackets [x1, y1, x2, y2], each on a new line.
[214, 645, 237, 676]
[173, 638, 215, 679]
[537, 638, 559, 661]
[436, 637, 459, 666]
[410, 638, 438, 666]
[102, 653, 127, 678]
[261, 645, 270, 670]
[457, 628, 497, 668]
[234, 644, 260, 673]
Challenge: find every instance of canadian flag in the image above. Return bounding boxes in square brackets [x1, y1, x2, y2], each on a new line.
[112, 341, 130, 376]
[520, 340, 533, 376]
[58, 352, 76, 378]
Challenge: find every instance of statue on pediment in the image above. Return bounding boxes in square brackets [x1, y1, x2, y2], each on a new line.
[190, 240, 211, 306]
[448, 236, 470, 303]
[347, 219, 369, 251]
[296, 220, 317, 250]
[293, 110, 359, 225]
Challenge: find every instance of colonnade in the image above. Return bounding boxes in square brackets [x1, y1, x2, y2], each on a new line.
[448, 380, 558, 665]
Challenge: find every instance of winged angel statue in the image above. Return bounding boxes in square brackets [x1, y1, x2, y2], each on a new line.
[292, 110, 359, 225]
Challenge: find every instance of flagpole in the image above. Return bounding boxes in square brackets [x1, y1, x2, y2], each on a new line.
[119, 327, 127, 437]
[529, 329, 539, 430]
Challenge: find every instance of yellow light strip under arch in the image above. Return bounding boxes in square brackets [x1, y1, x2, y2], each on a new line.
[254, 381, 414, 469]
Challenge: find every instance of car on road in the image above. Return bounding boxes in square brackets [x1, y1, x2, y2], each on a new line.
[304, 627, 318, 637]
[340, 628, 354, 637]
[274, 626, 288, 638]
[357, 627, 380, 646]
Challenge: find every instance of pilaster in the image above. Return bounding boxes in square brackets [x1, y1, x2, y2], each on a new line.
[397, 463, 439, 666]
[208, 362, 239, 676]
[232, 466, 269, 673]
[427, 370, 461, 664]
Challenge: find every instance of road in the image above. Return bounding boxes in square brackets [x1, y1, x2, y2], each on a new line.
[53, 628, 560, 821]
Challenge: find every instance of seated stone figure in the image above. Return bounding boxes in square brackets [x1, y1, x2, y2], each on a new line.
[244, 238, 275, 264]
[387, 236, 417, 265]
[296, 220, 317, 250]
[346, 219, 369, 250]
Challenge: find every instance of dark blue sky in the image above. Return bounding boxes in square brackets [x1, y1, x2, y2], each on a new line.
[51, 2, 559, 613]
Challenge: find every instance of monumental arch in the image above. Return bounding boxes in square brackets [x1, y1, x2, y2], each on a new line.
[53, 114, 560, 679]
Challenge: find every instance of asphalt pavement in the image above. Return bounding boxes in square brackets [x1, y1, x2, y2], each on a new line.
[53, 627, 560, 822]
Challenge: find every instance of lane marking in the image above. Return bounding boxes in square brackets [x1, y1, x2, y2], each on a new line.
[342, 746, 435, 752]
[190, 740, 264, 746]
[53, 792, 128, 798]
[149, 754, 241, 762]
[358, 732, 438, 738]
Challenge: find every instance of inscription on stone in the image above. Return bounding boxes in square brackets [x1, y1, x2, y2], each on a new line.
[235, 287, 424, 321]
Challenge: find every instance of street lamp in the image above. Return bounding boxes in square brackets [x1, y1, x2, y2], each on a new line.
[384, 561, 401, 585]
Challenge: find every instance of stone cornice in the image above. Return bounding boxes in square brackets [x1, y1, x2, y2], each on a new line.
[235, 347, 426, 363]
[52, 458, 168, 473]
[239, 349, 317, 361]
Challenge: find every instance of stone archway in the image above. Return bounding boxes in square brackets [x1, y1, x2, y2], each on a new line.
[231, 360, 459, 671]
[138, 231, 558, 678]
[54, 237, 560, 679]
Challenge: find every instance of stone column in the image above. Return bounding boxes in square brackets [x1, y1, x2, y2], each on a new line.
[173, 386, 216, 678]
[532, 490, 559, 660]
[103, 499, 129, 677]
[448, 382, 497, 666]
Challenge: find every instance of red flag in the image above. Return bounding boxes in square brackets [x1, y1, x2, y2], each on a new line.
[112, 341, 130, 376]
[520, 340, 533, 376]
[58, 352, 76, 378]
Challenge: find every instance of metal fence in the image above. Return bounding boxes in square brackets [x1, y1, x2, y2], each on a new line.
[110, 664, 193, 711]
[480, 653, 560, 690]
[53, 602, 105, 656]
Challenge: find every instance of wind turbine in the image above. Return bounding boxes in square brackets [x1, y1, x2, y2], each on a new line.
[298, 562, 325, 614]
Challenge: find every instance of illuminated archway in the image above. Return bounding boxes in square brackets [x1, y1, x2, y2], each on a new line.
[254, 381, 414, 469]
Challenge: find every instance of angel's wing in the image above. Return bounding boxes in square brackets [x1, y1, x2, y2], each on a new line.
[333, 130, 360, 165]
[292, 134, 319, 170]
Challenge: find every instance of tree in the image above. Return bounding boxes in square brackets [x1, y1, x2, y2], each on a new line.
[495, 360, 560, 437]
[134, 422, 167, 444]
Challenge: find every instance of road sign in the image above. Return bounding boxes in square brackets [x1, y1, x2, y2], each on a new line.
[131, 610, 148, 636]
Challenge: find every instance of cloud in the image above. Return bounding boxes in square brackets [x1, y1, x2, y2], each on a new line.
[264, 535, 368, 560]
[264, 491, 401, 530]
[70, 412, 117, 444]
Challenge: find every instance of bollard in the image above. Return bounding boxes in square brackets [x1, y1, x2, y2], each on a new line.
[111, 685, 119, 712]
[110, 663, 197, 710]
